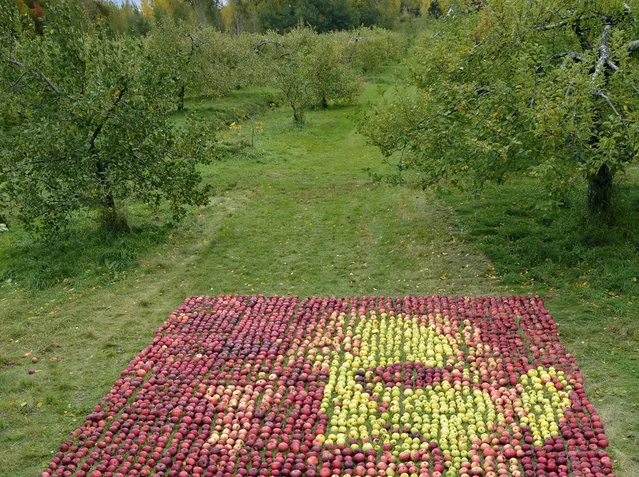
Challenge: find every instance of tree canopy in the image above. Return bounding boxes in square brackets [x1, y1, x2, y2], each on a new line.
[360, 0, 639, 214]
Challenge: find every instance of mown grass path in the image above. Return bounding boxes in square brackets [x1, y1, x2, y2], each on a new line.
[1, 72, 637, 475]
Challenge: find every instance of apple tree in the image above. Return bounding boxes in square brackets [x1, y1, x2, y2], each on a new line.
[145, 20, 261, 112]
[308, 32, 363, 109]
[260, 28, 398, 123]
[0, 1, 216, 236]
[346, 27, 406, 73]
[257, 28, 317, 124]
[360, 0, 639, 214]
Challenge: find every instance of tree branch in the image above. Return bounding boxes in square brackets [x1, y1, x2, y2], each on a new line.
[535, 51, 582, 73]
[625, 3, 636, 23]
[186, 33, 197, 61]
[536, 13, 613, 33]
[535, 20, 569, 31]
[593, 90, 632, 140]
[254, 39, 281, 55]
[90, 87, 128, 153]
[591, 25, 616, 84]
[3, 71, 26, 92]
[5, 57, 62, 96]
[2, 155, 69, 174]
[606, 59, 620, 72]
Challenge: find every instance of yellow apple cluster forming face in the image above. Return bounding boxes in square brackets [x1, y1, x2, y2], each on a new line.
[316, 311, 573, 472]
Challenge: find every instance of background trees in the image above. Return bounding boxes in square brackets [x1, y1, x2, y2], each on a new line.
[258, 27, 401, 123]
[360, 0, 639, 215]
[221, 0, 406, 33]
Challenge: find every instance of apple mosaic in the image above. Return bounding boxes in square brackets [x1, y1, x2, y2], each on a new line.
[44, 295, 614, 477]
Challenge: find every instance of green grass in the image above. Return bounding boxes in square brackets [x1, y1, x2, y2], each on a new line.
[0, 67, 638, 475]
[176, 86, 279, 128]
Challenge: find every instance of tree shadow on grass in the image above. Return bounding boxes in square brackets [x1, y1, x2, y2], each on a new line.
[0, 219, 172, 290]
[441, 173, 639, 298]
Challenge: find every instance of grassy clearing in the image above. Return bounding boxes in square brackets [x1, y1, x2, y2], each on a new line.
[0, 67, 637, 475]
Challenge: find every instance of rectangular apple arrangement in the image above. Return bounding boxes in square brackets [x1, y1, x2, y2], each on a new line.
[44, 295, 614, 477]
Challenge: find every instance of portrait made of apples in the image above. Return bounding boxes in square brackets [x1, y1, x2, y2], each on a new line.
[316, 309, 572, 476]
[45, 295, 613, 477]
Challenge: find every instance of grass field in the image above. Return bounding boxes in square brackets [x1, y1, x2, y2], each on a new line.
[1, 67, 638, 476]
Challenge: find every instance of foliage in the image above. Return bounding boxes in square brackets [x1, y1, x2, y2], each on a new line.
[359, 0, 639, 214]
[427, 0, 442, 18]
[306, 31, 363, 108]
[346, 26, 407, 73]
[257, 26, 401, 122]
[401, 0, 430, 17]
[220, 0, 262, 33]
[145, 17, 199, 111]
[350, 0, 402, 29]
[259, 27, 364, 122]
[258, 27, 317, 123]
[0, 1, 216, 237]
[147, 19, 266, 110]
[257, 0, 356, 32]
[192, 30, 267, 92]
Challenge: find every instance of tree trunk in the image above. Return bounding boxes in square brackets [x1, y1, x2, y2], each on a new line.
[96, 160, 128, 232]
[177, 81, 186, 112]
[322, 96, 328, 109]
[587, 163, 613, 214]
[292, 107, 305, 124]
[99, 191, 129, 233]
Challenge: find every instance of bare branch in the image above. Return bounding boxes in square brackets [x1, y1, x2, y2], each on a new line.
[593, 90, 632, 140]
[591, 25, 615, 85]
[5, 57, 62, 96]
[3, 71, 26, 92]
[627, 39, 639, 53]
[535, 20, 569, 31]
